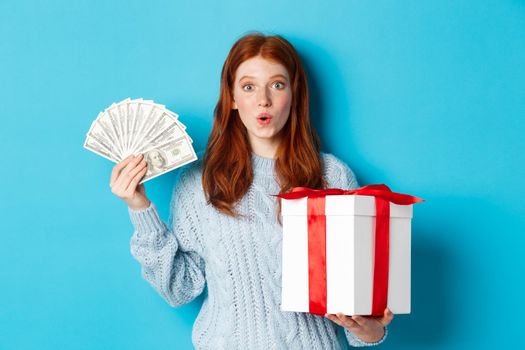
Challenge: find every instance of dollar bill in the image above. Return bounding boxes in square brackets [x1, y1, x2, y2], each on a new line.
[84, 98, 198, 183]
[86, 112, 122, 160]
[138, 100, 192, 142]
[116, 98, 132, 152]
[105, 103, 126, 156]
[98, 107, 124, 157]
[140, 136, 197, 183]
[83, 135, 119, 163]
[125, 98, 143, 155]
[135, 113, 186, 153]
[127, 101, 157, 152]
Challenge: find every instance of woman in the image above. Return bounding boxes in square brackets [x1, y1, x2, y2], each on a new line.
[109, 32, 393, 349]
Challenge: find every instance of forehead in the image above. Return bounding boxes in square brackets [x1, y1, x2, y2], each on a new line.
[235, 56, 289, 81]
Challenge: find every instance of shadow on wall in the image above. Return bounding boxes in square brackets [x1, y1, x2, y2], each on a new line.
[291, 36, 352, 153]
[389, 232, 452, 348]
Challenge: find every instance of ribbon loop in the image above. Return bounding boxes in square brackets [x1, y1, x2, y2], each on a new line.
[275, 184, 424, 206]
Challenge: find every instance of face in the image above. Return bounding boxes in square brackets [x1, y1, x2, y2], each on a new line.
[232, 55, 292, 147]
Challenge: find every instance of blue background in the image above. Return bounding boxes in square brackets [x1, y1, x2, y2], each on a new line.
[1, 0, 524, 349]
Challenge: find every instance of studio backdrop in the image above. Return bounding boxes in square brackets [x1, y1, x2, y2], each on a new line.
[1, 1, 524, 349]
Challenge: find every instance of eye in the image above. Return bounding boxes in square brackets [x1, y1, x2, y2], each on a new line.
[272, 81, 285, 89]
[242, 84, 254, 91]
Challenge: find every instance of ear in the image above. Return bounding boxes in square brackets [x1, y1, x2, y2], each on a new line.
[232, 100, 238, 110]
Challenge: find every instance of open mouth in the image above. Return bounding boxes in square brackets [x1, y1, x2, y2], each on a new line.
[258, 113, 272, 122]
[257, 116, 272, 125]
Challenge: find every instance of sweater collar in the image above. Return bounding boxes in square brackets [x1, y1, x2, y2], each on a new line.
[251, 152, 276, 175]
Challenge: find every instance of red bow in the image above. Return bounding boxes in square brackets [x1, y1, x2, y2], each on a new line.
[275, 184, 423, 315]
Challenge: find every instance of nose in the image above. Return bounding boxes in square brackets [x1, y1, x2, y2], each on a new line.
[257, 87, 271, 107]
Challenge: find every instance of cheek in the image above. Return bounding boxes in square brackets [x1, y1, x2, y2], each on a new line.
[234, 96, 254, 123]
[234, 94, 252, 110]
[275, 93, 292, 113]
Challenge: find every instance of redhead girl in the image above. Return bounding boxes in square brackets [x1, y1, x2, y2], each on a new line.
[110, 32, 393, 349]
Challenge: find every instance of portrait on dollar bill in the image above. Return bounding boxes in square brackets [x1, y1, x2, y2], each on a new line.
[145, 148, 168, 175]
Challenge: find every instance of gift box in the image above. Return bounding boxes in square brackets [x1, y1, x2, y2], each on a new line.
[276, 185, 423, 316]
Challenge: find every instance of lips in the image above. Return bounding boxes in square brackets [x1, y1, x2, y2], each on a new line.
[257, 113, 272, 125]
[257, 113, 272, 121]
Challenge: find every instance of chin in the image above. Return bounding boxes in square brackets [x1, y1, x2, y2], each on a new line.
[254, 131, 278, 139]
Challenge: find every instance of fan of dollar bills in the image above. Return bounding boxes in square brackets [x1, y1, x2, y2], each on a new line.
[84, 98, 198, 183]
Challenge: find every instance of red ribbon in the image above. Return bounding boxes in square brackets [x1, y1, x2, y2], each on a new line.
[275, 184, 423, 316]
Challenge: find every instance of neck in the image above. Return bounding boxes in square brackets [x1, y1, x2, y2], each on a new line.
[249, 135, 281, 159]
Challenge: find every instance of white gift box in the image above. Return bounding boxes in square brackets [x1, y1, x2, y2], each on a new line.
[281, 194, 413, 316]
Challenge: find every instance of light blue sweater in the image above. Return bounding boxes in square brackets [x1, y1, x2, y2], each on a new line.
[128, 152, 388, 349]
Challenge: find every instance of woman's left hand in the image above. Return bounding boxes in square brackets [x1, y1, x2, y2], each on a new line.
[325, 308, 394, 343]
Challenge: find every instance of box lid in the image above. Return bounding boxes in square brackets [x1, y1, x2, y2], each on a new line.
[281, 195, 413, 218]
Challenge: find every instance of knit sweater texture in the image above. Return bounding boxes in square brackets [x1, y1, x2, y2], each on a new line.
[128, 151, 388, 349]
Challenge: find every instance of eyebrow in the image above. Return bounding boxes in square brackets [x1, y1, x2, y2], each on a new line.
[238, 74, 288, 82]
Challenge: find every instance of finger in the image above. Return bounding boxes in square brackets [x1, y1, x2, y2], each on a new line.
[122, 160, 147, 188]
[121, 166, 147, 195]
[125, 165, 148, 193]
[337, 313, 360, 329]
[111, 178, 127, 196]
[325, 313, 343, 327]
[351, 315, 368, 327]
[378, 308, 394, 326]
[120, 154, 144, 177]
[112, 158, 143, 192]
[110, 155, 135, 186]
[112, 159, 145, 196]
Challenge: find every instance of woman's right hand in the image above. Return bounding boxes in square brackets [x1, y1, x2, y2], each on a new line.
[110, 154, 151, 210]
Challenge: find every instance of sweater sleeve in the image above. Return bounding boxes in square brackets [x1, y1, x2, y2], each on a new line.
[127, 165, 206, 307]
[322, 152, 360, 190]
[344, 326, 388, 347]
[323, 153, 389, 347]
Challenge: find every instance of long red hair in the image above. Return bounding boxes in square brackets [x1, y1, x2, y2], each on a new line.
[202, 32, 327, 219]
